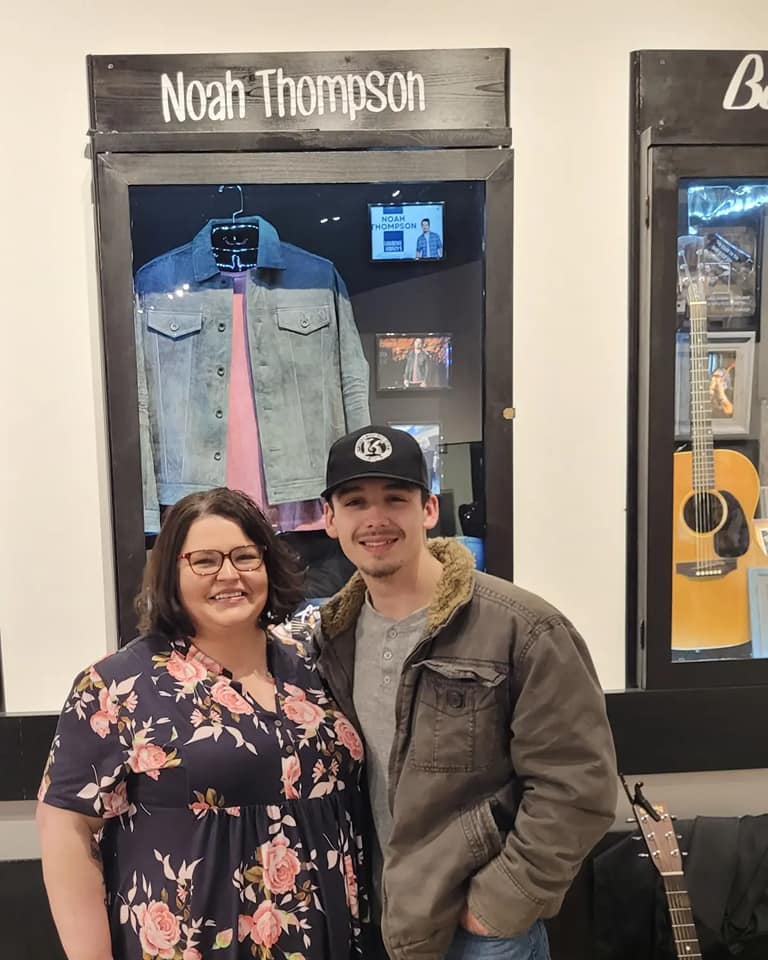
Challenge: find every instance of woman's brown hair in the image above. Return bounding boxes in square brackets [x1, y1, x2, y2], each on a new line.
[135, 488, 305, 638]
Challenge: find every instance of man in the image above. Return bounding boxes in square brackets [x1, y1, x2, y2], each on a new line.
[403, 337, 431, 388]
[315, 425, 617, 960]
[415, 218, 443, 259]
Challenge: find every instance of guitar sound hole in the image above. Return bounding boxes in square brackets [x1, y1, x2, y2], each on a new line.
[682, 492, 723, 533]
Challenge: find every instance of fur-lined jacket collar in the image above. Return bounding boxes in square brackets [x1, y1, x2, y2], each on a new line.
[320, 537, 476, 640]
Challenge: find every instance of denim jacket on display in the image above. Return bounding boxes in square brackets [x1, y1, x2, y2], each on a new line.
[134, 218, 370, 532]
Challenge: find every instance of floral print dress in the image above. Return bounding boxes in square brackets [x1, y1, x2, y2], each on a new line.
[39, 626, 368, 960]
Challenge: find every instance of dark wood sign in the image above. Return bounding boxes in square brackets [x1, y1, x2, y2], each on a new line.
[634, 50, 768, 145]
[88, 49, 508, 139]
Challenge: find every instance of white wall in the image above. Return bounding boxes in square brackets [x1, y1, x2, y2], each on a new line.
[1, 0, 768, 798]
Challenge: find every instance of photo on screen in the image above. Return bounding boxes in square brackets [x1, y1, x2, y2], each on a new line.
[376, 334, 452, 391]
[369, 202, 445, 261]
[388, 422, 442, 495]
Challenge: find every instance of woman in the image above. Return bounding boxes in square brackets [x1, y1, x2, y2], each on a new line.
[37, 488, 367, 960]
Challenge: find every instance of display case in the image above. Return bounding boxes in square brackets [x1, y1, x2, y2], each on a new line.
[630, 50, 768, 695]
[87, 50, 515, 644]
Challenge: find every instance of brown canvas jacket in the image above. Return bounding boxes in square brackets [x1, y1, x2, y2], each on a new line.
[314, 538, 617, 960]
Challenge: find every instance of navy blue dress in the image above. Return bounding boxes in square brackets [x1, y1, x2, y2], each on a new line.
[40, 626, 367, 960]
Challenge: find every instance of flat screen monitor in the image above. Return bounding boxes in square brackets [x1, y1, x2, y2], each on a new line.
[369, 201, 445, 261]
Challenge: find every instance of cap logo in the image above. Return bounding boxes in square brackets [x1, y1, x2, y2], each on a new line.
[354, 432, 393, 463]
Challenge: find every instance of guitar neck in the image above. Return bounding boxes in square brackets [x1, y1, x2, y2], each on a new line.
[688, 297, 715, 491]
[663, 876, 703, 959]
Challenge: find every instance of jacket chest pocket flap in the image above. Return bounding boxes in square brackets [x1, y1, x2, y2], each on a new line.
[146, 310, 204, 340]
[276, 305, 331, 335]
[410, 659, 507, 774]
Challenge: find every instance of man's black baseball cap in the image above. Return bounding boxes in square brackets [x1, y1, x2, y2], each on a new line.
[322, 425, 430, 500]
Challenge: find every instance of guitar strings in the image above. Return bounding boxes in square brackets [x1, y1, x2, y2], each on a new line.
[689, 295, 715, 575]
[665, 877, 703, 958]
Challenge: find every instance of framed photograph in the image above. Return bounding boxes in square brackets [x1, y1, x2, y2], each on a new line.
[388, 422, 443, 494]
[747, 566, 768, 659]
[376, 333, 452, 391]
[369, 201, 445, 262]
[674, 330, 756, 438]
[754, 520, 768, 556]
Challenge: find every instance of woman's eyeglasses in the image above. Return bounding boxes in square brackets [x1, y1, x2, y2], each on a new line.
[177, 545, 265, 576]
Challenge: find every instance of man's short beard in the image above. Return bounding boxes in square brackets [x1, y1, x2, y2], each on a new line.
[359, 560, 402, 579]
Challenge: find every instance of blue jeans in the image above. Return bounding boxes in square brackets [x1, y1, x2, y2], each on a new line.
[444, 921, 551, 959]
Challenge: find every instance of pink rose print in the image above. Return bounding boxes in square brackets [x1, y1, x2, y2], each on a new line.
[136, 900, 181, 959]
[182, 947, 202, 960]
[283, 682, 306, 701]
[98, 686, 120, 722]
[281, 754, 301, 800]
[344, 853, 360, 919]
[283, 696, 325, 733]
[238, 915, 254, 942]
[166, 651, 208, 686]
[211, 680, 254, 716]
[101, 781, 130, 819]
[224, 806, 241, 816]
[334, 715, 364, 761]
[239, 901, 284, 949]
[261, 834, 301, 895]
[37, 775, 50, 802]
[89, 711, 111, 739]
[128, 743, 169, 781]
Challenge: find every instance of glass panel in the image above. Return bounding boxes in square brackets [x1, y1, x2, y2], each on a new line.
[673, 178, 768, 661]
[128, 180, 486, 598]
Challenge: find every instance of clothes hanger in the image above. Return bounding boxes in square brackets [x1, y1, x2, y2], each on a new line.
[212, 184, 259, 270]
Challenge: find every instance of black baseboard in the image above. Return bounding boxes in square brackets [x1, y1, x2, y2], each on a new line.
[0, 859, 65, 959]
[3, 848, 606, 960]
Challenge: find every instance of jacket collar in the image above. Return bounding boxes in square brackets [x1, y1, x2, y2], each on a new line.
[191, 217, 286, 282]
[320, 538, 476, 641]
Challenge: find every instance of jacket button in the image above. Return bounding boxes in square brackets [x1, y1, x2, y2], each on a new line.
[169, 321, 179, 332]
[218, 322, 226, 332]
[447, 690, 464, 709]
[215, 409, 223, 419]
[300, 317, 310, 328]
[216, 366, 225, 376]
[213, 452, 222, 461]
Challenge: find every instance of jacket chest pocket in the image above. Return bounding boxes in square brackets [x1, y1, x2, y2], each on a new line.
[146, 310, 204, 340]
[276, 305, 331, 336]
[409, 660, 507, 773]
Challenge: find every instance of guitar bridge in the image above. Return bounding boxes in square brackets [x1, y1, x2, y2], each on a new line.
[675, 559, 737, 579]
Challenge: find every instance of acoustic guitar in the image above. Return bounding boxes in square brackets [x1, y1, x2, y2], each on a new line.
[624, 778, 702, 959]
[672, 250, 767, 649]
